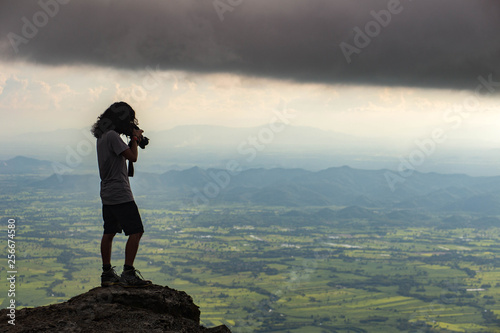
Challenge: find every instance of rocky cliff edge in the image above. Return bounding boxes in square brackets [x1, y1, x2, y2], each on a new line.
[0, 284, 231, 333]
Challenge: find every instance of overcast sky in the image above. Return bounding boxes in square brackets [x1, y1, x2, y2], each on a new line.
[1, 0, 500, 155]
[2, 0, 499, 89]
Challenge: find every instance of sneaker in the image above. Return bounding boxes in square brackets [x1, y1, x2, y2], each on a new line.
[120, 269, 152, 287]
[101, 266, 120, 287]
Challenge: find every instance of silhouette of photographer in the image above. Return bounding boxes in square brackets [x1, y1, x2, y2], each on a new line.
[91, 102, 151, 287]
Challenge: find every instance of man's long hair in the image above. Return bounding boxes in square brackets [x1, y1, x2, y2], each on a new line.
[91, 102, 138, 139]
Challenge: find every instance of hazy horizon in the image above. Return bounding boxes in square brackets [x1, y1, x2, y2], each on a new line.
[4, 122, 500, 178]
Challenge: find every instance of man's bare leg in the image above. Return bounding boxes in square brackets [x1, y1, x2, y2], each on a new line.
[101, 233, 116, 265]
[125, 232, 143, 267]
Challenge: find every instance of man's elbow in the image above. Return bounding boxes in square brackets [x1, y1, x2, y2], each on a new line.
[127, 153, 138, 163]
[121, 149, 138, 162]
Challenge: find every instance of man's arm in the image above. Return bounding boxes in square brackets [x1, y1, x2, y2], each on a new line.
[121, 139, 138, 162]
[121, 129, 143, 162]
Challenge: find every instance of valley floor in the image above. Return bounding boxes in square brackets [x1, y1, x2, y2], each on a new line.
[1, 189, 500, 332]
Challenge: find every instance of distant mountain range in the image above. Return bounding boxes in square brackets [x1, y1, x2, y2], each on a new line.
[7, 155, 500, 216]
[7, 125, 500, 176]
[0, 156, 54, 174]
[4, 125, 401, 175]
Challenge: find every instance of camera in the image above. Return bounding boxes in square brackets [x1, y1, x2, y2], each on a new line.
[131, 124, 149, 149]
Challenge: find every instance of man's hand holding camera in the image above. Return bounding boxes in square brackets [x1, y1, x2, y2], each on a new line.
[131, 128, 144, 144]
[130, 124, 149, 149]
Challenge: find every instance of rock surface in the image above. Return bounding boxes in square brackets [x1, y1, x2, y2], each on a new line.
[0, 284, 231, 333]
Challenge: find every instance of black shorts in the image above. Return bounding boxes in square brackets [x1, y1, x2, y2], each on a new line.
[102, 201, 144, 236]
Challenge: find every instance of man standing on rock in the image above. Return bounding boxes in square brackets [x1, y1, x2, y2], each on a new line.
[91, 101, 152, 287]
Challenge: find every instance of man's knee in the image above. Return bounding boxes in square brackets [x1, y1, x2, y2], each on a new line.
[103, 233, 116, 240]
[129, 232, 143, 239]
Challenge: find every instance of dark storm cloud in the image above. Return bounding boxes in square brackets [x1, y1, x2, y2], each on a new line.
[1, 0, 499, 90]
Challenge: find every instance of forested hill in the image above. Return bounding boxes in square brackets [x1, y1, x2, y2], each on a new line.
[21, 160, 500, 214]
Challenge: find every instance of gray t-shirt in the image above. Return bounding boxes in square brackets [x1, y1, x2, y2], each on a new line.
[97, 130, 134, 205]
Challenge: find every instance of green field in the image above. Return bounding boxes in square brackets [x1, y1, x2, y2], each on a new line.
[1, 187, 500, 332]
